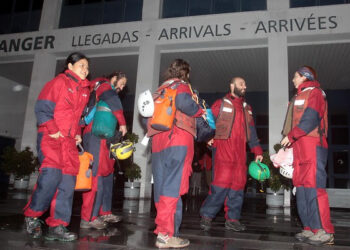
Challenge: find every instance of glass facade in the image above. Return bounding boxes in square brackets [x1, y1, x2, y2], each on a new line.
[162, 0, 267, 18]
[0, 0, 43, 34]
[59, 0, 143, 28]
[290, 0, 350, 8]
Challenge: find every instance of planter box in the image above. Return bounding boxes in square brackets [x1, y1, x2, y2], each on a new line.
[266, 188, 284, 207]
[124, 181, 140, 199]
[14, 176, 29, 190]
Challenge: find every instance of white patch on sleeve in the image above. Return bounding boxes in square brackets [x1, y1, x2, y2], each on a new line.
[222, 107, 233, 113]
[294, 99, 305, 105]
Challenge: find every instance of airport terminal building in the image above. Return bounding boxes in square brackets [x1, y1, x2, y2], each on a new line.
[0, 0, 350, 202]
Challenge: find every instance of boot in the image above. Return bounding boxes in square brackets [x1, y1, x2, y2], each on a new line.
[225, 220, 246, 231]
[45, 225, 77, 241]
[200, 216, 212, 231]
[306, 229, 334, 246]
[155, 233, 190, 249]
[295, 229, 314, 242]
[25, 217, 42, 238]
[99, 214, 122, 223]
[80, 218, 107, 230]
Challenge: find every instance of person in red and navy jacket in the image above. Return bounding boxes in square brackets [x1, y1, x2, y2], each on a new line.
[148, 59, 204, 249]
[200, 77, 263, 232]
[281, 66, 334, 246]
[80, 72, 127, 230]
[23, 52, 90, 241]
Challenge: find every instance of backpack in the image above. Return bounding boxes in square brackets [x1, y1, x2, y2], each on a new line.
[82, 80, 108, 125]
[150, 80, 179, 131]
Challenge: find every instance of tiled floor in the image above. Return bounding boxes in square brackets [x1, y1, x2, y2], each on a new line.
[0, 188, 349, 250]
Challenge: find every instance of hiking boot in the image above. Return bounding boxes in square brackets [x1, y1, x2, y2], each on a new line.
[306, 229, 334, 246]
[80, 218, 107, 230]
[200, 216, 212, 231]
[295, 229, 314, 242]
[225, 220, 246, 232]
[155, 233, 190, 249]
[99, 214, 122, 223]
[45, 225, 77, 241]
[25, 217, 43, 239]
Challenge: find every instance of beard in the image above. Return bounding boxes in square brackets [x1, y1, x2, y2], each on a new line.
[233, 87, 245, 97]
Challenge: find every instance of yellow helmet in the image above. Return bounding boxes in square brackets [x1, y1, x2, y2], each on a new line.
[110, 140, 134, 160]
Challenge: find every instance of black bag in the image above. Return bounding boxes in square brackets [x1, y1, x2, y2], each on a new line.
[195, 116, 215, 142]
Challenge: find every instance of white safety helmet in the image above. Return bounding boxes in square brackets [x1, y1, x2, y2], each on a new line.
[279, 164, 294, 179]
[137, 90, 154, 117]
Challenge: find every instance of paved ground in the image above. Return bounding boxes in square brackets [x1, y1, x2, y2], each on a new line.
[0, 187, 349, 250]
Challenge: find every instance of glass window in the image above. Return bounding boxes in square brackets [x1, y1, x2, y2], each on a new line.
[189, 0, 211, 16]
[163, 0, 188, 18]
[242, 0, 266, 11]
[11, 12, 29, 33]
[66, 0, 82, 5]
[319, 0, 347, 5]
[83, 1, 103, 26]
[0, 14, 11, 34]
[1, 0, 13, 14]
[103, 0, 123, 24]
[255, 114, 268, 126]
[330, 114, 348, 125]
[28, 10, 42, 31]
[14, 0, 30, 12]
[331, 128, 349, 145]
[60, 4, 83, 28]
[333, 151, 349, 174]
[334, 178, 349, 189]
[256, 127, 268, 145]
[32, 0, 44, 10]
[214, 0, 240, 14]
[124, 0, 143, 22]
[290, 0, 317, 8]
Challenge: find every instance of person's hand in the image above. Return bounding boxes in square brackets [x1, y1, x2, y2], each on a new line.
[207, 139, 214, 146]
[255, 155, 263, 162]
[119, 125, 127, 136]
[75, 135, 82, 145]
[281, 136, 291, 148]
[49, 131, 64, 139]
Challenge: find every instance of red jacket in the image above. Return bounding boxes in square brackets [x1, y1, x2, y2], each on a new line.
[287, 81, 327, 145]
[212, 94, 262, 162]
[35, 70, 90, 137]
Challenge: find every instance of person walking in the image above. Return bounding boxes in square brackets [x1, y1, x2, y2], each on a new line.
[148, 59, 204, 248]
[281, 66, 334, 246]
[199, 77, 263, 232]
[24, 52, 90, 241]
[80, 72, 127, 230]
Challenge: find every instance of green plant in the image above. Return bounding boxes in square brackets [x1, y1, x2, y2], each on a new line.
[261, 144, 290, 192]
[124, 162, 141, 182]
[0, 147, 39, 179]
[122, 132, 141, 182]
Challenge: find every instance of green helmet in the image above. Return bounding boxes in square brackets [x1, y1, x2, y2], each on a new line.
[248, 161, 270, 181]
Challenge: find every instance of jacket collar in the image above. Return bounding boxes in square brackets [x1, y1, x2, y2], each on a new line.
[297, 81, 320, 94]
[64, 70, 90, 88]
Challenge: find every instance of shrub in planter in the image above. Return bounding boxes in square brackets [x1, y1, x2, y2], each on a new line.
[0, 147, 38, 179]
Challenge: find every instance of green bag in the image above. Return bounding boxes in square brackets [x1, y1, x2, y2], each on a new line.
[92, 100, 117, 139]
[248, 161, 270, 181]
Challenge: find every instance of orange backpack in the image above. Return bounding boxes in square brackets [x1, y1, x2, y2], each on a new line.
[150, 81, 179, 131]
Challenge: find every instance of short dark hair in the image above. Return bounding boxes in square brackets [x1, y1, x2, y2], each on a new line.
[107, 71, 127, 82]
[163, 59, 191, 83]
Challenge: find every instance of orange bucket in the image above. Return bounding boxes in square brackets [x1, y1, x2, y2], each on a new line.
[75, 145, 93, 191]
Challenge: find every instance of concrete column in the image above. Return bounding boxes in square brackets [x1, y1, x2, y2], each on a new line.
[267, 0, 289, 10]
[268, 36, 289, 153]
[20, 53, 56, 151]
[39, 0, 63, 30]
[132, 0, 162, 199]
[142, 0, 161, 20]
[132, 42, 161, 199]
